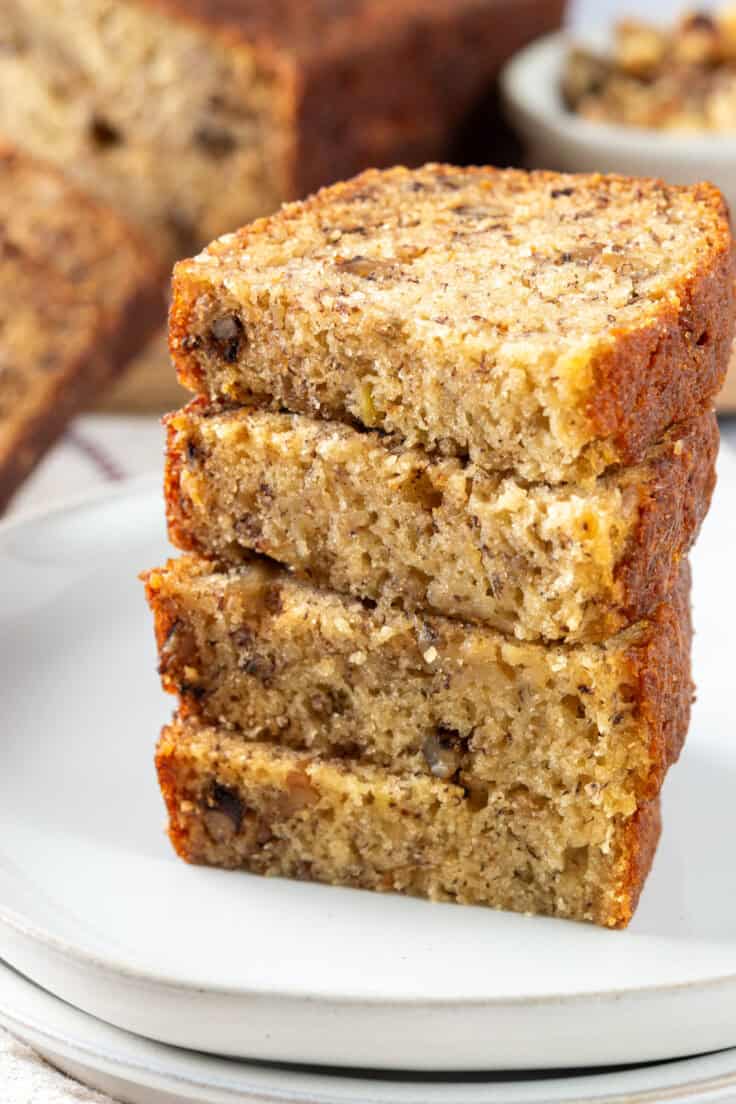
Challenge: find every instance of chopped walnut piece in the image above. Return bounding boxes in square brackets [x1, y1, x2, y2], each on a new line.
[277, 768, 320, 816]
[202, 782, 243, 842]
[564, 7, 736, 132]
[422, 730, 463, 780]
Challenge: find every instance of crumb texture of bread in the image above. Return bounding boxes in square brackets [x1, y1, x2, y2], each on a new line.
[145, 556, 692, 821]
[156, 714, 662, 927]
[0, 144, 162, 509]
[0, 1, 563, 261]
[165, 401, 715, 641]
[170, 165, 734, 482]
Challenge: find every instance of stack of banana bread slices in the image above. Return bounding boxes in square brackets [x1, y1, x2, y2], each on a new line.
[145, 164, 734, 927]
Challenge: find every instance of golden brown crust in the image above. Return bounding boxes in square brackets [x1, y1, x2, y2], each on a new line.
[627, 563, 693, 800]
[0, 273, 104, 513]
[720, 360, 736, 410]
[586, 191, 735, 466]
[0, 340, 104, 512]
[0, 143, 165, 293]
[162, 401, 196, 552]
[140, 0, 419, 54]
[614, 412, 717, 623]
[140, 0, 555, 55]
[0, 271, 162, 512]
[288, 1, 567, 198]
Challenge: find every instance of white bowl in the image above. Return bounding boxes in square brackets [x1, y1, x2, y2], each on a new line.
[501, 31, 736, 213]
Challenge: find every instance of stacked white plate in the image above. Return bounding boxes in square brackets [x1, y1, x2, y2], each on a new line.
[1, 448, 736, 1102]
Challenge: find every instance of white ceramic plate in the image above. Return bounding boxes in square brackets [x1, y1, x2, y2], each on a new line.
[4, 958, 736, 1104]
[0, 459, 735, 1072]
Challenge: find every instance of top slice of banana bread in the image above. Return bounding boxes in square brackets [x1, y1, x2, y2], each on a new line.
[0, 0, 563, 262]
[171, 164, 734, 483]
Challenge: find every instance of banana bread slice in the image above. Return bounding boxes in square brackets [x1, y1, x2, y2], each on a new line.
[157, 714, 662, 927]
[165, 400, 714, 641]
[171, 164, 734, 483]
[0, 0, 563, 262]
[0, 146, 162, 509]
[144, 556, 691, 819]
[0, 143, 163, 316]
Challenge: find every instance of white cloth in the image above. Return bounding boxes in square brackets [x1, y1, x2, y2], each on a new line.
[9, 415, 164, 520]
[0, 1033, 113, 1104]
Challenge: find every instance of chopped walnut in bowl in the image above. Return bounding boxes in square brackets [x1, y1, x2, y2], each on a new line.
[563, 9, 736, 132]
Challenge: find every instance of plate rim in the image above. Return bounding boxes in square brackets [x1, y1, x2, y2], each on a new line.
[3, 898, 736, 1008]
[4, 960, 736, 1104]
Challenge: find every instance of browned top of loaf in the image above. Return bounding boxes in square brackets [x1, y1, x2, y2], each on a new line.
[142, 0, 520, 59]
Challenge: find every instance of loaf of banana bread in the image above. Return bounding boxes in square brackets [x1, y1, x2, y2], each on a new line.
[145, 556, 691, 818]
[0, 146, 162, 508]
[0, 0, 564, 262]
[157, 713, 663, 927]
[170, 165, 734, 482]
[165, 401, 714, 641]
